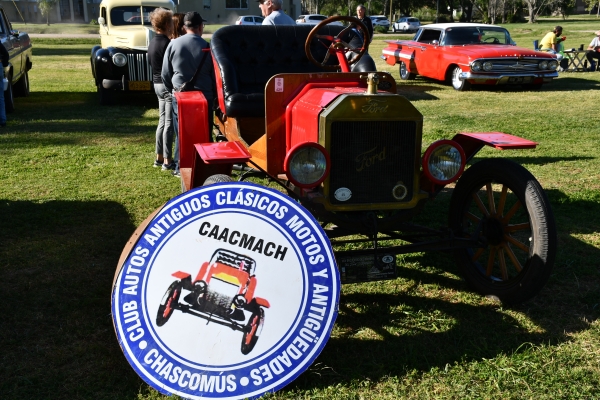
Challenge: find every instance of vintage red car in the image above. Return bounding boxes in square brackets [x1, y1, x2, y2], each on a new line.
[382, 23, 559, 90]
[156, 248, 269, 355]
[167, 17, 557, 306]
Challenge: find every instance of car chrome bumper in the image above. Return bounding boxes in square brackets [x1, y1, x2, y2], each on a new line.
[459, 71, 558, 84]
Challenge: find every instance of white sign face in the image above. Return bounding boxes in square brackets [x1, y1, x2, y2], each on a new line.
[112, 183, 340, 399]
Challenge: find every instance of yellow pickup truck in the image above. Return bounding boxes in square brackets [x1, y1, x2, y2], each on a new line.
[90, 0, 175, 105]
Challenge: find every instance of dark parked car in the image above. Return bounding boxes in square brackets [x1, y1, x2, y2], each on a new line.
[1, 6, 33, 112]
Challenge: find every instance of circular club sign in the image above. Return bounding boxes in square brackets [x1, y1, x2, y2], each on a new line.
[112, 182, 340, 399]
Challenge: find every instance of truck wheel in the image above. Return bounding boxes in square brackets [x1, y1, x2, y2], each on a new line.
[450, 66, 471, 91]
[241, 308, 264, 355]
[156, 281, 182, 327]
[448, 159, 557, 305]
[203, 174, 233, 186]
[4, 75, 14, 113]
[14, 71, 30, 97]
[399, 61, 416, 80]
[98, 84, 115, 106]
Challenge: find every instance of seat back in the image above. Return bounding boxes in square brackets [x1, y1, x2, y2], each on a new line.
[210, 25, 348, 118]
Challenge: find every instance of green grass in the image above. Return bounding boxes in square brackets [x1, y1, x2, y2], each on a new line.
[1, 23, 600, 399]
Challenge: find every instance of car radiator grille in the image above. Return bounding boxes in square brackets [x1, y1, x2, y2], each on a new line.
[126, 53, 152, 81]
[481, 58, 544, 73]
[328, 121, 417, 205]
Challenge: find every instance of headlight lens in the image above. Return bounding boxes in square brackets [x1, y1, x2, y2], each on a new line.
[284, 143, 329, 188]
[422, 140, 465, 185]
[539, 60, 549, 70]
[112, 53, 127, 67]
[547, 60, 558, 70]
[471, 61, 482, 71]
[483, 61, 493, 71]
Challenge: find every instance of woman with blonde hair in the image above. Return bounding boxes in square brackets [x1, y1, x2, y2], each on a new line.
[148, 8, 175, 170]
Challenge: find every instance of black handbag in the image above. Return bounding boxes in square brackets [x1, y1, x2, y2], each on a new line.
[174, 44, 209, 92]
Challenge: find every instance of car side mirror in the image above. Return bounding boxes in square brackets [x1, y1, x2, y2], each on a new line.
[431, 40, 439, 46]
[98, 17, 106, 25]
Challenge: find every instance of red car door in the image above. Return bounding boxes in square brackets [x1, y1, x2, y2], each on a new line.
[412, 28, 444, 78]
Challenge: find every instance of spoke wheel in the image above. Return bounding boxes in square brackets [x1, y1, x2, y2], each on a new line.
[399, 61, 416, 80]
[450, 66, 471, 91]
[449, 159, 556, 305]
[156, 280, 182, 327]
[241, 308, 264, 355]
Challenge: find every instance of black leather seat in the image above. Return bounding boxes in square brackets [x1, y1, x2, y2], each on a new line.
[210, 25, 376, 119]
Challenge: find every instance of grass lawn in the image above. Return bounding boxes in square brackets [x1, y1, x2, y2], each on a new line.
[1, 20, 599, 399]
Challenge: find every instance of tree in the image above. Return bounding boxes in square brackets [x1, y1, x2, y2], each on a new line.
[37, 0, 57, 25]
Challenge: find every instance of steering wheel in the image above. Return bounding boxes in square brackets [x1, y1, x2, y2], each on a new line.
[483, 37, 500, 44]
[305, 16, 370, 70]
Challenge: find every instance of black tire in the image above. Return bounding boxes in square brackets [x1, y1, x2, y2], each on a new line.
[449, 66, 471, 91]
[13, 71, 30, 97]
[98, 84, 115, 106]
[203, 174, 234, 186]
[449, 159, 557, 305]
[399, 61, 416, 80]
[241, 308, 264, 355]
[4, 75, 14, 113]
[156, 280, 182, 327]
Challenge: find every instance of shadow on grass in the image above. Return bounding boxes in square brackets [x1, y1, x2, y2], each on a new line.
[288, 187, 599, 390]
[0, 200, 142, 399]
[0, 194, 597, 397]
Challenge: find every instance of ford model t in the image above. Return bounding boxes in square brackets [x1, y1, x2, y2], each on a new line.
[172, 16, 556, 306]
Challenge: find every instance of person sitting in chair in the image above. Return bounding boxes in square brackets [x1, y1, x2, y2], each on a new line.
[585, 30, 600, 72]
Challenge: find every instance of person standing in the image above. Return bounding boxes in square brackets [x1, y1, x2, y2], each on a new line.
[0, 42, 8, 128]
[355, 5, 373, 43]
[161, 11, 214, 178]
[148, 8, 175, 170]
[171, 13, 186, 39]
[258, 0, 295, 25]
[585, 30, 600, 72]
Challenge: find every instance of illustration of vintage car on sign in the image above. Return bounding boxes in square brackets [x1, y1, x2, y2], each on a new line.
[156, 248, 269, 355]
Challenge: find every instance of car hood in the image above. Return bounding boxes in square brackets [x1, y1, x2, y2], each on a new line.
[443, 45, 555, 59]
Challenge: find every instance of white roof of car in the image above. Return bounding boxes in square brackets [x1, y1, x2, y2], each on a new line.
[422, 22, 503, 29]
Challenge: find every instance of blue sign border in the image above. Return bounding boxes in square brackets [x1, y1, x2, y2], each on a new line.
[112, 182, 340, 399]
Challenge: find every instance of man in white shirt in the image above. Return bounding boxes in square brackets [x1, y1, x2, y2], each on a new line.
[585, 30, 600, 72]
[258, 0, 295, 25]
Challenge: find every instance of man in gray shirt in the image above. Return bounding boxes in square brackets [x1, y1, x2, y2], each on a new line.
[162, 11, 214, 177]
[258, 0, 295, 25]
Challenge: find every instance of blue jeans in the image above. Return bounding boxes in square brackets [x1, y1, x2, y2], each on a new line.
[154, 83, 173, 160]
[0, 68, 6, 126]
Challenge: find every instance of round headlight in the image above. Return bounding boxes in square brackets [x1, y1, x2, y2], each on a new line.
[422, 140, 466, 185]
[112, 53, 127, 67]
[547, 60, 558, 70]
[284, 142, 329, 188]
[483, 61, 493, 71]
[539, 60, 549, 70]
[471, 61, 482, 72]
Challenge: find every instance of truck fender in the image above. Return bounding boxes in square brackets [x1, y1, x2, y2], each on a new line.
[90, 46, 101, 79]
[452, 132, 538, 163]
[92, 48, 110, 85]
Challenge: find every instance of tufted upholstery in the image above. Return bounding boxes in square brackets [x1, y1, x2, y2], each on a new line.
[210, 25, 376, 118]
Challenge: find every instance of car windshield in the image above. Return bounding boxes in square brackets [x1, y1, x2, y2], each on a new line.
[110, 6, 157, 26]
[443, 27, 511, 45]
[310, 15, 327, 21]
[407, 18, 419, 23]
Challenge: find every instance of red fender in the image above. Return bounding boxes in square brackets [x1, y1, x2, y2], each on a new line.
[254, 297, 270, 308]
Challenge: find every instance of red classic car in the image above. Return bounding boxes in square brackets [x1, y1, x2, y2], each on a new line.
[382, 23, 559, 91]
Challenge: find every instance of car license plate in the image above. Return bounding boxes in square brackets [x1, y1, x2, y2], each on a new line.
[336, 252, 397, 284]
[129, 81, 151, 91]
